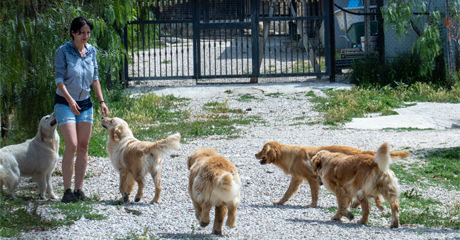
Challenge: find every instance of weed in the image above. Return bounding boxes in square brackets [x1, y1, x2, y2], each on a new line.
[265, 92, 284, 98]
[161, 60, 171, 64]
[224, 89, 233, 94]
[202, 99, 243, 114]
[0, 195, 105, 238]
[310, 82, 460, 125]
[236, 94, 259, 102]
[305, 91, 316, 97]
[412, 147, 460, 190]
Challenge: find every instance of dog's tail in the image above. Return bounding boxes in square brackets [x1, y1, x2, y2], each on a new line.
[213, 172, 240, 202]
[375, 142, 395, 173]
[156, 133, 181, 153]
[389, 151, 411, 161]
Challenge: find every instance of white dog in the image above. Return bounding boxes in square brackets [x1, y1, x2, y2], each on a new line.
[0, 113, 59, 199]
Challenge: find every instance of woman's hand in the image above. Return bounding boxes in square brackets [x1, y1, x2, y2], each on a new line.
[69, 99, 81, 115]
[101, 102, 109, 117]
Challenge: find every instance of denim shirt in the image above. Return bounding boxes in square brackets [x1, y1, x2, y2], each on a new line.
[55, 41, 98, 101]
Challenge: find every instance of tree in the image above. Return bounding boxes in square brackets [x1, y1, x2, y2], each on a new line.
[0, 0, 136, 141]
[382, 0, 460, 78]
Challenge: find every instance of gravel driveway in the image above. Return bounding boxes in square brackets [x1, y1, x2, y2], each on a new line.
[20, 85, 460, 240]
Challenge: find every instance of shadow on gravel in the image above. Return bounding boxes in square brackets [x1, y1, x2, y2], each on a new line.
[158, 232, 222, 239]
[286, 218, 460, 234]
[248, 204, 321, 210]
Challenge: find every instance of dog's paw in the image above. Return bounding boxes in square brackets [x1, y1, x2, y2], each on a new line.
[150, 199, 160, 204]
[305, 203, 318, 208]
[357, 218, 368, 225]
[200, 221, 210, 227]
[390, 221, 399, 228]
[272, 200, 284, 205]
[122, 194, 129, 202]
[49, 194, 58, 200]
[377, 205, 385, 211]
[346, 211, 355, 221]
[225, 220, 236, 228]
[212, 230, 223, 235]
[331, 214, 342, 221]
[135, 198, 141, 202]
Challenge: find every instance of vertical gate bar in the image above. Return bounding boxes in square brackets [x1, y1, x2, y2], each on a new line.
[194, 0, 199, 81]
[137, 1, 140, 80]
[124, 26, 129, 83]
[131, 24, 134, 79]
[142, 3, 145, 79]
[323, 0, 334, 82]
[148, 1, 151, 78]
[251, 0, 259, 81]
[230, 29, 233, 75]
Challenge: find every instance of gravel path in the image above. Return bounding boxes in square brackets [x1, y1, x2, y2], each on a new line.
[19, 88, 460, 240]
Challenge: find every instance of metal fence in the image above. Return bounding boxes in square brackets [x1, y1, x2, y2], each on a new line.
[123, 0, 335, 84]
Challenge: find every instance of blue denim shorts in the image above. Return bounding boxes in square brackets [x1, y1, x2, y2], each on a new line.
[54, 103, 94, 126]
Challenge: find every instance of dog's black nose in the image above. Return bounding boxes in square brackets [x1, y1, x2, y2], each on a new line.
[101, 117, 104, 120]
[254, 154, 257, 158]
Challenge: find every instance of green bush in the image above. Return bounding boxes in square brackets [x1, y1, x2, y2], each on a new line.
[350, 51, 448, 87]
[0, 0, 136, 142]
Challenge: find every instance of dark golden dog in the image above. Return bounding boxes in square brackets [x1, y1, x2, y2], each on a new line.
[255, 142, 410, 207]
[312, 143, 410, 228]
[187, 148, 241, 235]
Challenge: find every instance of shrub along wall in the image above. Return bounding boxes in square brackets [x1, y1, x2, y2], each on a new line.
[0, 0, 136, 142]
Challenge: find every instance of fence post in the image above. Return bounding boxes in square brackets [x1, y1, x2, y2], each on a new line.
[324, 0, 336, 82]
[251, 0, 259, 83]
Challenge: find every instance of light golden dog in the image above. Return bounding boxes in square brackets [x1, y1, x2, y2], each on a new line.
[187, 148, 241, 235]
[101, 117, 180, 204]
[0, 113, 59, 200]
[255, 142, 410, 208]
[312, 143, 410, 228]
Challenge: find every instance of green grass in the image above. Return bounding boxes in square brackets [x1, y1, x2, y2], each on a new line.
[0, 195, 106, 238]
[265, 92, 284, 98]
[202, 100, 244, 114]
[289, 121, 321, 126]
[411, 147, 460, 190]
[305, 91, 316, 97]
[310, 82, 460, 125]
[224, 89, 233, 94]
[161, 60, 171, 64]
[236, 94, 260, 102]
[390, 188, 460, 229]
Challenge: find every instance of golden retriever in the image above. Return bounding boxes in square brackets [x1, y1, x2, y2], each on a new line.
[187, 148, 241, 235]
[255, 142, 410, 208]
[312, 142, 410, 228]
[101, 117, 181, 203]
[0, 113, 59, 199]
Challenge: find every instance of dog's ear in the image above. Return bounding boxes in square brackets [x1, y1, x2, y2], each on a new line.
[266, 145, 277, 163]
[187, 156, 194, 170]
[312, 157, 322, 172]
[40, 127, 46, 142]
[110, 127, 122, 142]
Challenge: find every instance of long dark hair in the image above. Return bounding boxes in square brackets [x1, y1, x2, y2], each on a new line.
[70, 17, 93, 40]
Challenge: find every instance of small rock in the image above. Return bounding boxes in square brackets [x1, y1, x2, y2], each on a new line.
[246, 108, 252, 111]
[266, 169, 275, 173]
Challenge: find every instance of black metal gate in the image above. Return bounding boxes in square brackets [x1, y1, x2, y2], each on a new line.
[123, 0, 335, 84]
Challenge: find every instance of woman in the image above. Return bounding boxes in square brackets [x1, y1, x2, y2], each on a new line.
[54, 17, 109, 203]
